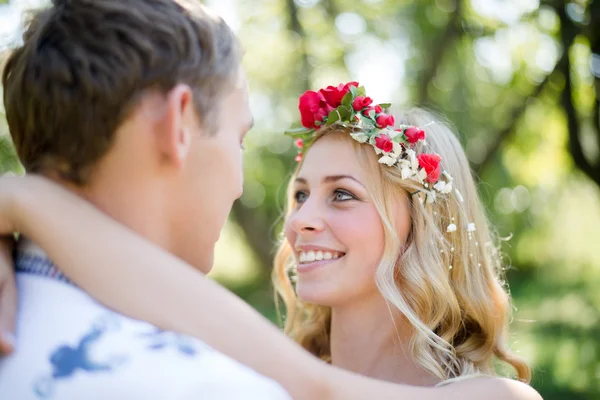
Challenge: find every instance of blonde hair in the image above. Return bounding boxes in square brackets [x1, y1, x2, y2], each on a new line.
[273, 107, 530, 383]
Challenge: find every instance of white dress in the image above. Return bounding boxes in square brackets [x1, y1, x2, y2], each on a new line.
[0, 240, 292, 400]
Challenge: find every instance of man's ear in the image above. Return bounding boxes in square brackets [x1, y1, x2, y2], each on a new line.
[156, 84, 195, 168]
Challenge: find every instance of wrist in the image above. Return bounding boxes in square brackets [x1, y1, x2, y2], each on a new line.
[6, 177, 38, 236]
[302, 360, 334, 400]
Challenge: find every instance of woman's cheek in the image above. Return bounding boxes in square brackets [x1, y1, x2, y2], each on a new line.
[329, 206, 385, 252]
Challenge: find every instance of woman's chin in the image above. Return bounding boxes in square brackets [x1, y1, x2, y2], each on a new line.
[296, 281, 342, 307]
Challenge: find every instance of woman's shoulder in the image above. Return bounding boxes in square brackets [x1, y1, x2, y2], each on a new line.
[440, 376, 542, 400]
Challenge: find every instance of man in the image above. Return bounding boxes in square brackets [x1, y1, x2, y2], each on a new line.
[0, 0, 290, 398]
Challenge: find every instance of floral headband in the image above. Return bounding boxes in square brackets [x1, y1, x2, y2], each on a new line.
[285, 82, 457, 204]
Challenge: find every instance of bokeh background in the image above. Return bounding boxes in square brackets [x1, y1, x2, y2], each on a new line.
[1, 0, 599, 398]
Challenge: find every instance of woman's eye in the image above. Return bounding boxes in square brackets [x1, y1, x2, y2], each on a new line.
[294, 191, 308, 204]
[333, 190, 355, 202]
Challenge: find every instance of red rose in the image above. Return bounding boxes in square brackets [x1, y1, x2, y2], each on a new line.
[375, 134, 394, 153]
[319, 82, 359, 107]
[417, 153, 442, 183]
[295, 139, 304, 148]
[352, 96, 373, 111]
[362, 104, 383, 118]
[403, 127, 426, 144]
[295, 153, 303, 162]
[376, 113, 395, 128]
[298, 90, 333, 128]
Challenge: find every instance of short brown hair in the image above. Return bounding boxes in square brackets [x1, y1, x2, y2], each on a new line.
[2, 0, 241, 184]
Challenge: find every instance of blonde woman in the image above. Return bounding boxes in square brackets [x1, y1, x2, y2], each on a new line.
[0, 84, 541, 399]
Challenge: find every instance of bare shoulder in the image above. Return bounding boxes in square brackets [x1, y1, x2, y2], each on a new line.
[437, 377, 542, 400]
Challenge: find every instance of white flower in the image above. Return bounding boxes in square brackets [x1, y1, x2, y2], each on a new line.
[350, 132, 369, 143]
[398, 159, 410, 168]
[433, 180, 453, 195]
[391, 142, 403, 157]
[400, 166, 411, 180]
[443, 171, 454, 182]
[467, 223, 476, 232]
[407, 149, 419, 171]
[447, 223, 457, 233]
[417, 168, 428, 183]
[442, 182, 453, 194]
[433, 181, 446, 192]
[378, 155, 396, 166]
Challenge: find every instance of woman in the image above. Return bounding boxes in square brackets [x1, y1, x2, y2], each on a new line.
[0, 83, 541, 399]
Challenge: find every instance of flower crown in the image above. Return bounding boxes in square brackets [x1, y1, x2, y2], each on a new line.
[285, 82, 455, 203]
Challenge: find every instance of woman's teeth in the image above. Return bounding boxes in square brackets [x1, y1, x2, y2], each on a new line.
[298, 250, 344, 264]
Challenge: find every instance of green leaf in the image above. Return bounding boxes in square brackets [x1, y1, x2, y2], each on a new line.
[378, 103, 391, 109]
[350, 85, 358, 97]
[357, 86, 367, 97]
[368, 109, 376, 119]
[359, 114, 376, 127]
[327, 109, 341, 125]
[341, 91, 354, 108]
[393, 134, 407, 143]
[338, 105, 352, 120]
[327, 105, 353, 126]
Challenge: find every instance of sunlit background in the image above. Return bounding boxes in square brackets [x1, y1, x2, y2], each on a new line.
[1, 0, 599, 398]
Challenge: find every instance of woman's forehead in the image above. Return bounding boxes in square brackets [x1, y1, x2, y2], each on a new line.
[297, 135, 366, 182]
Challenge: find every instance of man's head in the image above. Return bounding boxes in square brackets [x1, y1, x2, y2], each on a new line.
[2, 0, 253, 272]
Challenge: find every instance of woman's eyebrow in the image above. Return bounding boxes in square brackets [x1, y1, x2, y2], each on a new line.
[294, 175, 365, 189]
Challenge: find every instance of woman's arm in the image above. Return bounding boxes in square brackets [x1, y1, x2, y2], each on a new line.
[4, 176, 541, 400]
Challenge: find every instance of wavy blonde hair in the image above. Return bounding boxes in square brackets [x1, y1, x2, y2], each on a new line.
[273, 107, 530, 383]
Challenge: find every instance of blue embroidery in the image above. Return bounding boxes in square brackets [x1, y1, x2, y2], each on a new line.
[14, 250, 205, 398]
[34, 313, 127, 399]
[138, 327, 199, 357]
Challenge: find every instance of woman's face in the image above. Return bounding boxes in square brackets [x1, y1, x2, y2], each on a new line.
[285, 134, 411, 307]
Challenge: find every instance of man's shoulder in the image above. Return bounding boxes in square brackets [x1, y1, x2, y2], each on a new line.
[1, 273, 291, 399]
[8, 273, 212, 372]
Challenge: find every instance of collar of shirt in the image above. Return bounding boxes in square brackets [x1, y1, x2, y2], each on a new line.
[14, 237, 75, 287]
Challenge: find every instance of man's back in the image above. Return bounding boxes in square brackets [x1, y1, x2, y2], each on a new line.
[0, 241, 290, 400]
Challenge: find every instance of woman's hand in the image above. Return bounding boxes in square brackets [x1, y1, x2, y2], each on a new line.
[0, 174, 26, 355]
[0, 236, 16, 355]
[0, 174, 48, 355]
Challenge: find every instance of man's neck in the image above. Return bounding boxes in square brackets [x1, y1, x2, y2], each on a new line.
[63, 175, 173, 252]
[329, 294, 439, 387]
